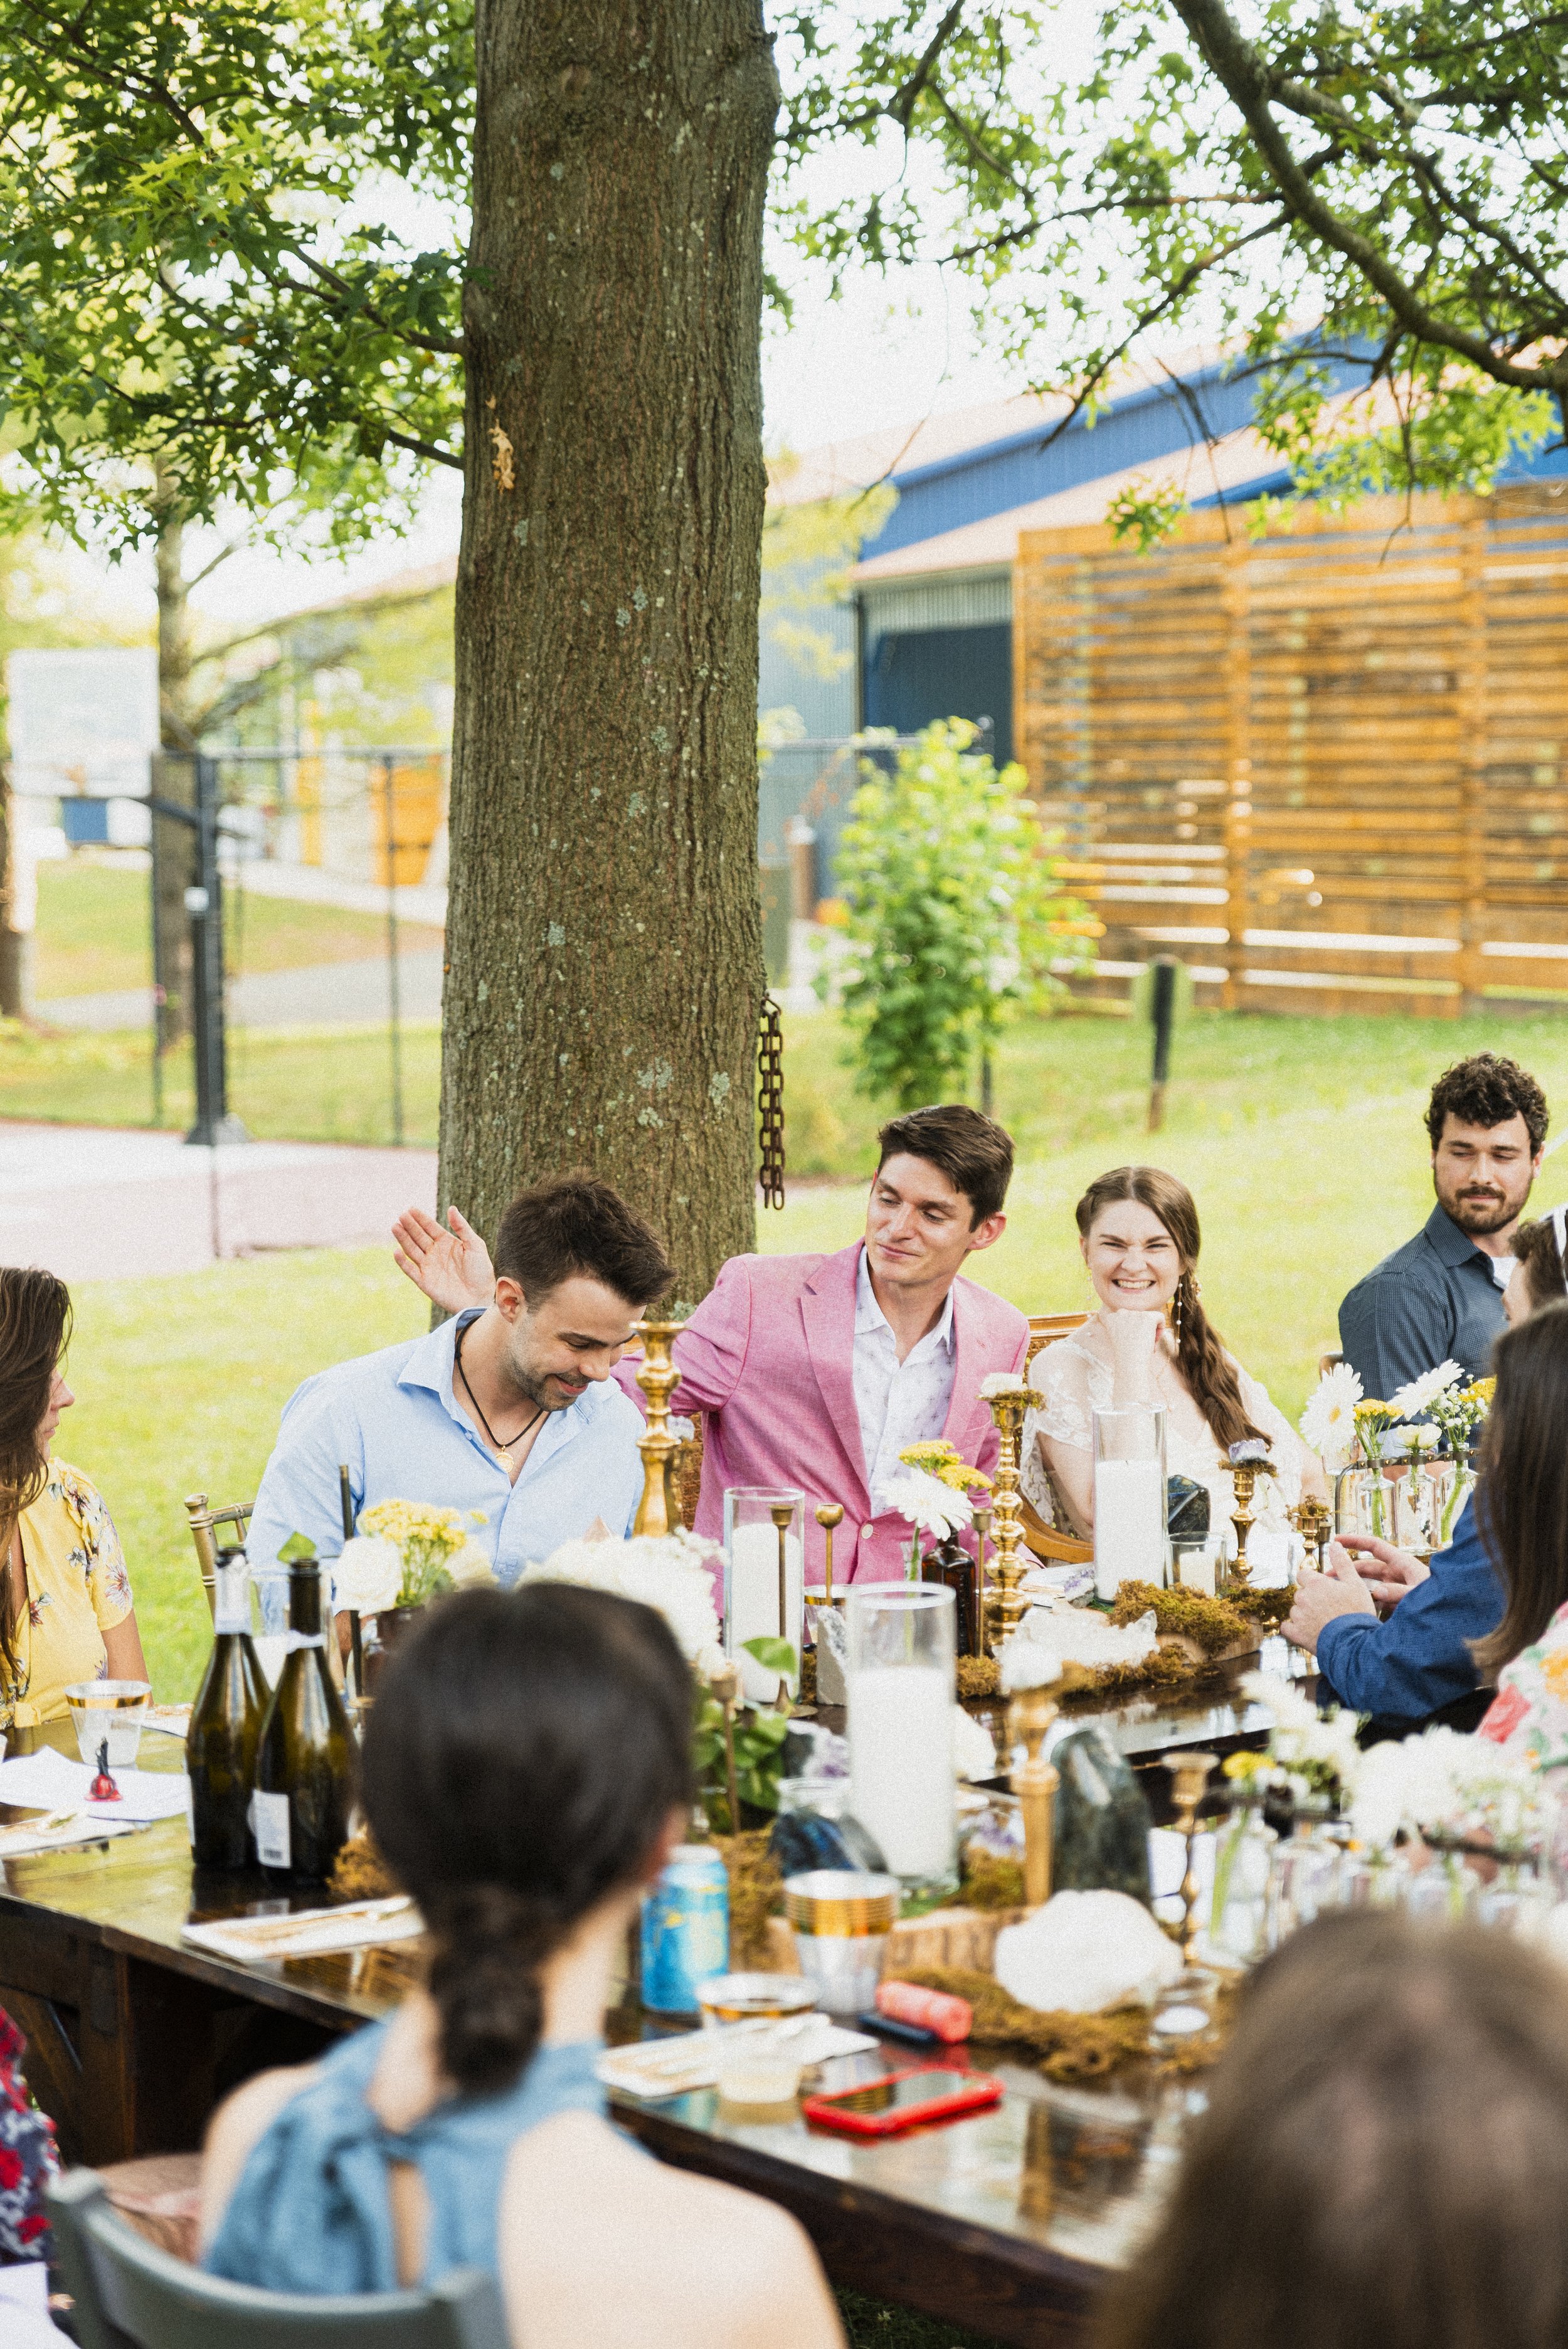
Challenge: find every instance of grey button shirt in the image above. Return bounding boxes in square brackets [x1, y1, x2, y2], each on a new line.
[1338, 1204, 1508, 1400]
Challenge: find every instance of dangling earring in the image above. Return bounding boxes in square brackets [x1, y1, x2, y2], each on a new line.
[1172, 1273, 1185, 1347]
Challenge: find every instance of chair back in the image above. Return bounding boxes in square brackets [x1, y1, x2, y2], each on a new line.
[1025, 1312, 1088, 1369]
[184, 1492, 254, 1623]
[48, 2170, 509, 2349]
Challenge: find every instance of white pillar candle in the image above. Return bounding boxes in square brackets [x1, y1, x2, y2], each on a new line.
[846, 1665, 955, 1880]
[727, 1523, 803, 1703]
[1094, 1457, 1167, 1599]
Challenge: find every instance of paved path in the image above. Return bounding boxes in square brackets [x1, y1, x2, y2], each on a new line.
[39, 950, 446, 1033]
[0, 1122, 437, 1281]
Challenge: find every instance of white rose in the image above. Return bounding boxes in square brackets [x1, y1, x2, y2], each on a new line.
[331, 1535, 403, 1615]
[446, 1540, 497, 1591]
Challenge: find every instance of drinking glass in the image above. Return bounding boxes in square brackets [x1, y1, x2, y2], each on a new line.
[1091, 1405, 1167, 1599]
[723, 1487, 804, 1705]
[845, 1583, 958, 1896]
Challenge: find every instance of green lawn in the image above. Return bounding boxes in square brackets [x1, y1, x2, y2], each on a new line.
[0, 1021, 442, 1146]
[52, 998, 1568, 1703]
[35, 859, 442, 1000]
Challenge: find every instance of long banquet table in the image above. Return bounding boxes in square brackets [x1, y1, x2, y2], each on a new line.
[0, 1652, 1309, 2346]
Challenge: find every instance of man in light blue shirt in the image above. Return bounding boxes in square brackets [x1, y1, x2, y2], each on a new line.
[248, 1173, 672, 1603]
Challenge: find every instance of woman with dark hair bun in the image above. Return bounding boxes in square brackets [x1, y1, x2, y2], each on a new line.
[1022, 1167, 1327, 1572]
[1502, 1206, 1568, 1328]
[0, 1264, 147, 1727]
[1098, 1910, 1568, 2349]
[199, 1584, 844, 2349]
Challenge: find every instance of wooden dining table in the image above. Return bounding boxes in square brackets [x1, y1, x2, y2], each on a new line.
[0, 1648, 1309, 2346]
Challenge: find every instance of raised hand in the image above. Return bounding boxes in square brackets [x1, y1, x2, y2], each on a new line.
[392, 1205, 496, 1315]
[1333, 1532, 1431, 1609]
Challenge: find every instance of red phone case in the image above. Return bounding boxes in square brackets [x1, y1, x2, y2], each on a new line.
[802, 2067, 1004, 2138]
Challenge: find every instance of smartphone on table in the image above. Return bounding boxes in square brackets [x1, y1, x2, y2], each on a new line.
[802, 2067, 1004, 2139]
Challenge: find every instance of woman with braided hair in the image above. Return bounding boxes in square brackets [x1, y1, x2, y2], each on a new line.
[1021, 1166, 1327, 1578]
[199, 1583, 843, 2348]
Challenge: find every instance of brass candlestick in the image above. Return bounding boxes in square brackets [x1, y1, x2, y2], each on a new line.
[1226, 1460, 1272, 1591]
[972, 1503, 993, 1641]
[981, 1385, 1032, 1655]
[630, 1318, 686, 1537]
[1008, 1678, 1061, 1907]
[812, 1502, 844, 1607]
[1166, 1750, 1217, 1967]
[770, 1502, 793, 1641]
[1291, 1496, 1331, 1576]
[707, 1657, 743, 1835]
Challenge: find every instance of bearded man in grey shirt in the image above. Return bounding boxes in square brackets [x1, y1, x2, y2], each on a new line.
[1338, 1054, 1548, 1399]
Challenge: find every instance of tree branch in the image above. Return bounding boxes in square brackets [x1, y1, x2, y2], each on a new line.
[1170, 0, 1568, 391]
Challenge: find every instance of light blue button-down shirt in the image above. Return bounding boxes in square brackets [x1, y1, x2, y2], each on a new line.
[246, 1310, 644, 1615]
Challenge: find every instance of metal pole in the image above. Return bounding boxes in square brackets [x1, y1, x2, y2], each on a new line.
[147, 775, 164, 1128]
[384, 754, 404, 1147]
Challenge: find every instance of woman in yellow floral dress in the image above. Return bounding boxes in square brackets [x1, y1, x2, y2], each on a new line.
[0, 1268, 149, 1731]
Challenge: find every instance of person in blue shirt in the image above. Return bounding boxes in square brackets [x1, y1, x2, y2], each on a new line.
[1290, 1205, 1568, 1723]
[1337, 1053, 1547, 1399]
[248, 1173, 670, 1599]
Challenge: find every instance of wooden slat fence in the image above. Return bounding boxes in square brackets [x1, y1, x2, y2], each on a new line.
[1015, 485, 1568, 1014]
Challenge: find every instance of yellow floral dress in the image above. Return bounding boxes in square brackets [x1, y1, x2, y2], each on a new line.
[1, 1461, 135, 1730]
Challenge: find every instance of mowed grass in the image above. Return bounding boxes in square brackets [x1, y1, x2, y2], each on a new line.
[34, 859, 442, 1000]
[0, 1021, 442, 1146]
[43, 998, 1568, 1699]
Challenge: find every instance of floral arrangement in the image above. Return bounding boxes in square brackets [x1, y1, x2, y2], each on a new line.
[877, 1440, 993, 1549]
[1298, 1360, 1363, 1471]
[334, 1501, 495, 1613]
[1228, 1672, 1363, 1808]
[519, 1530, 723, 1666]
[978, 1371, 1031, 1399]
[1350, 1724, 1546, 1855]
[899, 1439, 995, 1496]
[1427, 1374, 1494, 1463]
[1351, 1398, 1399, 1467]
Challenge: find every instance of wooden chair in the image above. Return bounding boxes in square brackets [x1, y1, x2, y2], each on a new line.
[48, 2168, 509, 2349]
[184, 1492, 253, 1624]
[1019, 1310, 1094, 1566]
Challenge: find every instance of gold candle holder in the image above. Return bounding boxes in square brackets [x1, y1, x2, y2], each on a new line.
[770, 1502, 793, 1641]
[1166, 1749, 1217, 1968]
[1008, 1678, 1060, 1907]
[981, 1385, 1032, 1655]
[706, 1656, 743, 1835]
[631, 1318, 686, 1537]
[972, 1503, 993, 1640]
[1226, 1459, 1272, 1591]
[1291, 1496, 1331, 1576]
[812, 1502, 844, 1608]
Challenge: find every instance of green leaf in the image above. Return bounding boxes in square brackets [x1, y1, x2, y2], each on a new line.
[741, 1636, 798, 1675]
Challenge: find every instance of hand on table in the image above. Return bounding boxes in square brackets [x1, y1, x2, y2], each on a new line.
[1281, 1543, 1379, 1650]
[393, 1205, 496, 1314]
[1333, 1532, 1431, 1609]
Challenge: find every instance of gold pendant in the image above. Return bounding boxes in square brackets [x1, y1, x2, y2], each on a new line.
[495, 1445, 514, 1470]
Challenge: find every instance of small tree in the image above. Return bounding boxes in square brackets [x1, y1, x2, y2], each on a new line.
[827, 721, 1093, 1110]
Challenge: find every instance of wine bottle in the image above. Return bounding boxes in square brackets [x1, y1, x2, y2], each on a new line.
[186, 1542, 270, 1869]
[252, 1552, 354, 1881]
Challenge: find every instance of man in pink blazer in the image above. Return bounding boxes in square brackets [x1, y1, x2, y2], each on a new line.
[392, 1103, 1028, 1589]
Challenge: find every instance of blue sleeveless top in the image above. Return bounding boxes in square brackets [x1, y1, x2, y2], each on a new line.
[203, 2018, 608, 2294]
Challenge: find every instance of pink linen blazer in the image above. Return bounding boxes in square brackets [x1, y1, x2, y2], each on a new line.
[615, 1243, 1029, 1588]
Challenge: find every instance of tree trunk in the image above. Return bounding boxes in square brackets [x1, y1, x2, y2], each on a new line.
[0, 767, 34, 1020]
[439, 0, 778, 1303]
[152, 483, 198, 1049]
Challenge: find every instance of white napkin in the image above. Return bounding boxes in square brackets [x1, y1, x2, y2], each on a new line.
[182, 1897, 424, 1964]
[598, 2015, 876, 2101]
[0, 1747, 191, 1823]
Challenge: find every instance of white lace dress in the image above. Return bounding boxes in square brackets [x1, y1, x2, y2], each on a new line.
[1020, 1319, 1313, 1584]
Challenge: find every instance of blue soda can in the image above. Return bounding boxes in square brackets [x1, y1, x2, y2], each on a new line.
[640, 1843, 729, 2014]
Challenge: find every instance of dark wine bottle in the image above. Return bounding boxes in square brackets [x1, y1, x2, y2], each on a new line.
[186, 1542, 269, 1869]
[251, 1553, 353, 1881]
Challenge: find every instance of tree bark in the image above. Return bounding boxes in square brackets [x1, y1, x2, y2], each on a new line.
[152, 482, 198, 1049]
[440, 0, 778, 1303]
[0, 768, 33, 1020]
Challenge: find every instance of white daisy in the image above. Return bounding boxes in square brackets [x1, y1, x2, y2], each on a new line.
[1388, 1360, 1465, 1419]
[1298, 1360, 1364, 1471]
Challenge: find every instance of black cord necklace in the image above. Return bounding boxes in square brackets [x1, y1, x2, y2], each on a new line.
[455, 1327, 545, 1468]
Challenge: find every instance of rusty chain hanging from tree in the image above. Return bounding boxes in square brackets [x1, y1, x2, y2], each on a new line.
[758, 993, 785, 1209]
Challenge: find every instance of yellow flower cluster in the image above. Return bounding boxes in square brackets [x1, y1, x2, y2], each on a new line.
[897, 1439, 995, 1493]
[360, 1500, 484, 1554]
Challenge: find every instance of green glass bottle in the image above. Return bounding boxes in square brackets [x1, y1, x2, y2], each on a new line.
[186, 1542, 270, 1869]
[252, 1554, 353, 1881]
